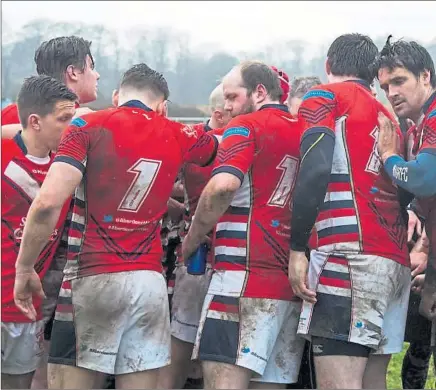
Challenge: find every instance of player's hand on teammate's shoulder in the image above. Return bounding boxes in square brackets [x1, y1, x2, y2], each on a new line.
[377, 112, 401, 162]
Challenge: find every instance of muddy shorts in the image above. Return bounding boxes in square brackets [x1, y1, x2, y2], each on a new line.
[170, 264, 213, 344]
[192, 270, 305, 384]
[298, 251, 411, 354]
[48, 270, 171, 375]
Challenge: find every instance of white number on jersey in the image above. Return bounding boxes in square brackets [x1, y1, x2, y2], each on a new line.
[118, 158, 162, 213]
[267, 155, 299, 208]
[365, 126, 381, 175]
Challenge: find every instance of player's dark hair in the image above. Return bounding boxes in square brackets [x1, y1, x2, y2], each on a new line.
[289, 76, 322, 99]
[327, 33, 378, 83]
[17, 75, 78, 128]
[120, 63, 170, 100]
[34, 36, 94, 82]
[373, 35, 436, 88]
[239, 61, 283, 101]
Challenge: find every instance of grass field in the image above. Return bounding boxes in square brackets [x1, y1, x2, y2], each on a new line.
[387, 343, 435, 389]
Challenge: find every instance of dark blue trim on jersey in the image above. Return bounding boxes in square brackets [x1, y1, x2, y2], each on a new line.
[204, 119, 213, 132]
[13, 131, 28, 155]
[120, 100, 153, 111]
[423, 91, 436, 115]
[384, 152, 436, 198]
[53, 156, 86, 174]
[259, 103, 289, 113]
[215, 230, 247, 240]
[212, 166, 245, 184]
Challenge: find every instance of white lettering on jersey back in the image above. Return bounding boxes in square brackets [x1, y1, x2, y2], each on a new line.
[331, 116, 350, 175]
[4, 161, 40, 200]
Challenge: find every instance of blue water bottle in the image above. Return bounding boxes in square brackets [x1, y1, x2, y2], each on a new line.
[187, 243, 209, 275]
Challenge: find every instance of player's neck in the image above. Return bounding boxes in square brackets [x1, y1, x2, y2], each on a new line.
[327, 75, 361, 84]
[118, 93, 157, 111]
[20, 130, 51, 158]
[409, 87, 436, 124]
[254, 98, 280, 111]
[208, 117, 220, 129]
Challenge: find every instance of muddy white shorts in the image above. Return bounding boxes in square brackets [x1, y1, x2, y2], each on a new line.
[1, 321, 45, 375]
[192, 270, 305, 384]
[171, 265, 213, 344]
[48, 270, 171, 375]
[298, 251, 411, 354]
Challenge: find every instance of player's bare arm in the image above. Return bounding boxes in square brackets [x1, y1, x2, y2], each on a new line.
[289, 91, 337, 303]
[1, 124, 22, 139]
[182, 172, 240, 261]
[14, 162, 82, 320]
[378, 112, 436, 197]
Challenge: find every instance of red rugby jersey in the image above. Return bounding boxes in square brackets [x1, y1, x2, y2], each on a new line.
[412, 92, 436, 258]
[298, 80, 409, 266]
[211, 104, 301, 300]
[54, 100, 218, 280]
[1, 133, 69, 322]
[1, 103, 20, 125]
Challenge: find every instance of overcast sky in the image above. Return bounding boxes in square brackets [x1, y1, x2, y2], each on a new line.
[2, 1, 435, 57]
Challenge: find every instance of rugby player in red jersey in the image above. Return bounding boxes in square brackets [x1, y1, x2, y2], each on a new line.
[375, 38, 436, 363]
[288, 33, 410, 389]
[2, 76, 77, 389]
[1, 36, 99, 137]
[182, 61, 304, 389]
[286, 76, 321, 117]
[157, 83, 231, 389]
[13, 63, 218, 390]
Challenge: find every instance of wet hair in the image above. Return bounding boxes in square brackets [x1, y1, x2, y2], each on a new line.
[327, 33, 378, 83]
[17, 75, 77, 128]
[120, 63, 170, 100]
[373, 35, 436, 87]
[239, 61, 283, 101]
[34, 36, 94, 82]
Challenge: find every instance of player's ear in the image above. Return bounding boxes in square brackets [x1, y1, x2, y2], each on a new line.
[255, 83, 268, 104]
[28, 114, 42, 132]
[156, 100, 168, 117]
[111, 89, 119, 107]
[421, 69, 431, 87]
[65, 64, 79, 83]
[213, 109, 223, 126]
[325, 59, 331, 76]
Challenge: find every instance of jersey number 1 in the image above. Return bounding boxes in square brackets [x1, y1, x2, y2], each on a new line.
[118, 158, 162, 213]
[267, 155, 299, 208]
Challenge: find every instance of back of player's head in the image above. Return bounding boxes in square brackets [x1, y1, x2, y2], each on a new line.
[17, 75, 78, 128]
[209, 83, 225, 111]
[120, 63, 170, 101]
[239, 61, 283, 102]
[327, 33, 378, 83]
[34, 36, 94, 82]
[271, 66, 290, 104]
[373, 36, 436, 87]
[289, 76, 322, 99]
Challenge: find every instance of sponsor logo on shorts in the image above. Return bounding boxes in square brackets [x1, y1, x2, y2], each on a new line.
[240, 346, 267, 362]
[313, 344, 323, 354]
[89, 348, 117, 356]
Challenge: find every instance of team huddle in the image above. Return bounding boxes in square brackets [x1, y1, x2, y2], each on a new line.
[1, 32, 436, 390]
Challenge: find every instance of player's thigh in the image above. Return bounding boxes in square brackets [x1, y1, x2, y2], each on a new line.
[115, 270, 171, 375]
[372, 262, 410, 355]
[194, 291, 293, 379]
[49, 275, 130, 375]
[251, 300, 305, 385]
[1, 321, 45, 376]
[299, 251, 408, 350]
[171, 265, 212, 344]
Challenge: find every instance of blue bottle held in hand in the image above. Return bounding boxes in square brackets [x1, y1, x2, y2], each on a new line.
[187, 243, 209, 275]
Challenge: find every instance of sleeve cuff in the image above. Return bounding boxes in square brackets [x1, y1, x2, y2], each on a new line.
[53, 155, 86, 174]
[212, 166, 245, 184]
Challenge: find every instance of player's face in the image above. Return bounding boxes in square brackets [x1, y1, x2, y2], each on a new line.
[75, 55, 100, 104]
[39, 101, 76, 151]
[223, 71, 255, 118]
[378, 66, 430, 120]
[287, 96, 302, 117]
